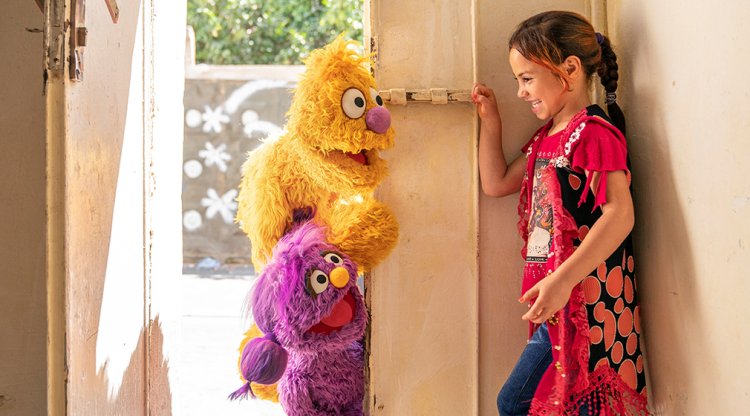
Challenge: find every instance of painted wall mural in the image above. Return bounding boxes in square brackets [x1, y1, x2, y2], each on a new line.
[182, 77, 297, 264]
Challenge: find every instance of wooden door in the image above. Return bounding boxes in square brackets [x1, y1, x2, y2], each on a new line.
[44, 0, 185, 413]
[365, 1, 480, 414]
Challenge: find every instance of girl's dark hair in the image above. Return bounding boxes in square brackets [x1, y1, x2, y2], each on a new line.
[509, 11, 625, 135]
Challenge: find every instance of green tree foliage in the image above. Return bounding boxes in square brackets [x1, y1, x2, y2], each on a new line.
[187, 0, 364, 65]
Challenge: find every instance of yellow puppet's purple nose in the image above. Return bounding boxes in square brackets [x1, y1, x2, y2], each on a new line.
[330, 267, 349, 288]
[365, 106, 391, 134]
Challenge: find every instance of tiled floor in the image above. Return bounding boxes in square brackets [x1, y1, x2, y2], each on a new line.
[180, 273, 285, 416]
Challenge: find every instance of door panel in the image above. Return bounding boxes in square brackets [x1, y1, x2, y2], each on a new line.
[367, 1, 479, 414]
[44, 0, 184, 413]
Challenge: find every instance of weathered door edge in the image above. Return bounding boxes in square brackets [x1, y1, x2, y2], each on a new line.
[44, 0, 68, 414]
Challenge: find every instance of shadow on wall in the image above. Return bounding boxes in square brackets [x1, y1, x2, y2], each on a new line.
[619, 2, 712, 413]
[81, 317, 172, 414]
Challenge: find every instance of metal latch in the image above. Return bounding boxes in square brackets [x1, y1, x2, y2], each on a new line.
[379, 88, 472, 105]
[70, 0, 119, 82]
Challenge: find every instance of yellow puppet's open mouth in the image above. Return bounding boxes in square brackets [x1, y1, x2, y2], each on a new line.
[344, 151, 367, 165]
[324, 149, 374, 168]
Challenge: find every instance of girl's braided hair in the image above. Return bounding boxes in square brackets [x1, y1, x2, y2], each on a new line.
[509, 11, 625, 135]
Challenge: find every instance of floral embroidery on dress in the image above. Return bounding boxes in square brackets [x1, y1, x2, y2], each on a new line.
[553, 122, 587, 168]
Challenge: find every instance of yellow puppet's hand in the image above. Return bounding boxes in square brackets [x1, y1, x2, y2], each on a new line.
[326, 197, 399, 273]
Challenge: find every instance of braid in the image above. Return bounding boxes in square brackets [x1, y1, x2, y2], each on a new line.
[597, 36, 626, 135]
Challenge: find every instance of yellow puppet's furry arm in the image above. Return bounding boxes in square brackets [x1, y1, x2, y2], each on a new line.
[325, 196, 399, 273]
[236, 150, 292, 270]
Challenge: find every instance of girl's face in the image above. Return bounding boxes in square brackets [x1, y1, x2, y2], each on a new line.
[509, 48, 568, 121]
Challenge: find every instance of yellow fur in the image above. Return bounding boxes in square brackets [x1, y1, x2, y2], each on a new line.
[237, 324, 280, 403]
[236, 35, 399, 272]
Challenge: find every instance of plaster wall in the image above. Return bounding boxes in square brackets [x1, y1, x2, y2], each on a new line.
[368, 0, 478, 414]
[474, 2, 587, 415]
[607, 1, 750, 413]
[0, 2, 47, 414]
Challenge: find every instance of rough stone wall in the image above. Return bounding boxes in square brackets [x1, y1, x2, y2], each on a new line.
[182, 78, 296, 264]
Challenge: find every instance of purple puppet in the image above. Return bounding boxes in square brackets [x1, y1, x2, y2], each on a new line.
[229, 220, 368, 416]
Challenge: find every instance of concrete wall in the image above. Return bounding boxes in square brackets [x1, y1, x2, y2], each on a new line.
[182, 71, 300, 265]
[0, 2, 47, 414]
[474, 2, 588, 415]
[608, 1, 750, 413]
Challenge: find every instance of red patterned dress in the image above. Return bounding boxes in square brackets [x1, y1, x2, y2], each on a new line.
[519, 105, 650, 415]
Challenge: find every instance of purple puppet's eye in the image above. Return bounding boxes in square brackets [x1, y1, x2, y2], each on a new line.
[323, 252, 344, 266]
[310, 270, 329, 294]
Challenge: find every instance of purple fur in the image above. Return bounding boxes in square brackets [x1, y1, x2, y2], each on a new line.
[228, 382, 254, 401]
[292, 207, 315, 225]
[243, 337, 288, 383]
[239, 221, 368, 415]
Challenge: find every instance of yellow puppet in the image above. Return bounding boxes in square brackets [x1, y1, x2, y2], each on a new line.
[236, 35, 398, 273]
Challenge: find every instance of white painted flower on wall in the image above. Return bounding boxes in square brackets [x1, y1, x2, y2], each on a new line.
[198, 142, 231, 172]
[201, 188, 238, 224]
[201, 105, 230, 133]
[242, 109, 282, 138]
[183, 210, 203, 231]
[183, 159, 203, 178]
[185, 109, 203, 128]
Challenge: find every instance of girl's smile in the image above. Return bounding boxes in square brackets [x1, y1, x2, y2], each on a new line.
[530, 99, 542, 113]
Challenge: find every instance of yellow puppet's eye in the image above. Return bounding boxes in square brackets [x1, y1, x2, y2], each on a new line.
[370, 88, 384, 106]
[323, 252, 344, 266]
[341, 88, 367, 119]
[310, 270, 329, 294]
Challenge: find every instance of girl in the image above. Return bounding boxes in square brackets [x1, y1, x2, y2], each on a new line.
[473, 11, 650, 416]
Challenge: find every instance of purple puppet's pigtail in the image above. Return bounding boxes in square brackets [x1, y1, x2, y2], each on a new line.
[228, 331, 288, 401]
[292, 207, 315, 225]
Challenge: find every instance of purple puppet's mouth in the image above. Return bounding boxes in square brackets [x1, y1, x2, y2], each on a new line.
[306, 291, 356, 335]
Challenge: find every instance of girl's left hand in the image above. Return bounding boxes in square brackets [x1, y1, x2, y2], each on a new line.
[520, 272, 576, 324]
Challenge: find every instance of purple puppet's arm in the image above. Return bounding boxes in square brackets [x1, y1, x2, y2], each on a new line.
[280, 374, 331, 416]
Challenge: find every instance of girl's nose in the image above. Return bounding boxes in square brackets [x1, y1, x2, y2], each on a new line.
[365, 106, 391, 134]
[517, 86, 526, 99]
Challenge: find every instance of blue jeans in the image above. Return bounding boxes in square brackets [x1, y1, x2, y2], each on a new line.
[497, 324, 589, 416]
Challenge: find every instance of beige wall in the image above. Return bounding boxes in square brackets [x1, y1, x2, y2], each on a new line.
[0, 2, 47, 415]
[474, 2, 594, 415]
[608, 1, 750, 413]
[372, 1, 750, 415]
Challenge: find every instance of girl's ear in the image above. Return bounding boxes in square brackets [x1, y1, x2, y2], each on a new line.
[563, 55, 582, 78]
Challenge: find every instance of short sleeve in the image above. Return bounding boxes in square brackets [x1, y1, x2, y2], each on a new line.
[568, 120, 628, 210]
[521, 136, 535, 155]
[521, 125, 550, 155]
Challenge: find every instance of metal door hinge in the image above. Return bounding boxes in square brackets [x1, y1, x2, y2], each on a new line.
[379, 88, 472, 105]
[69, 0, 119, 82]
